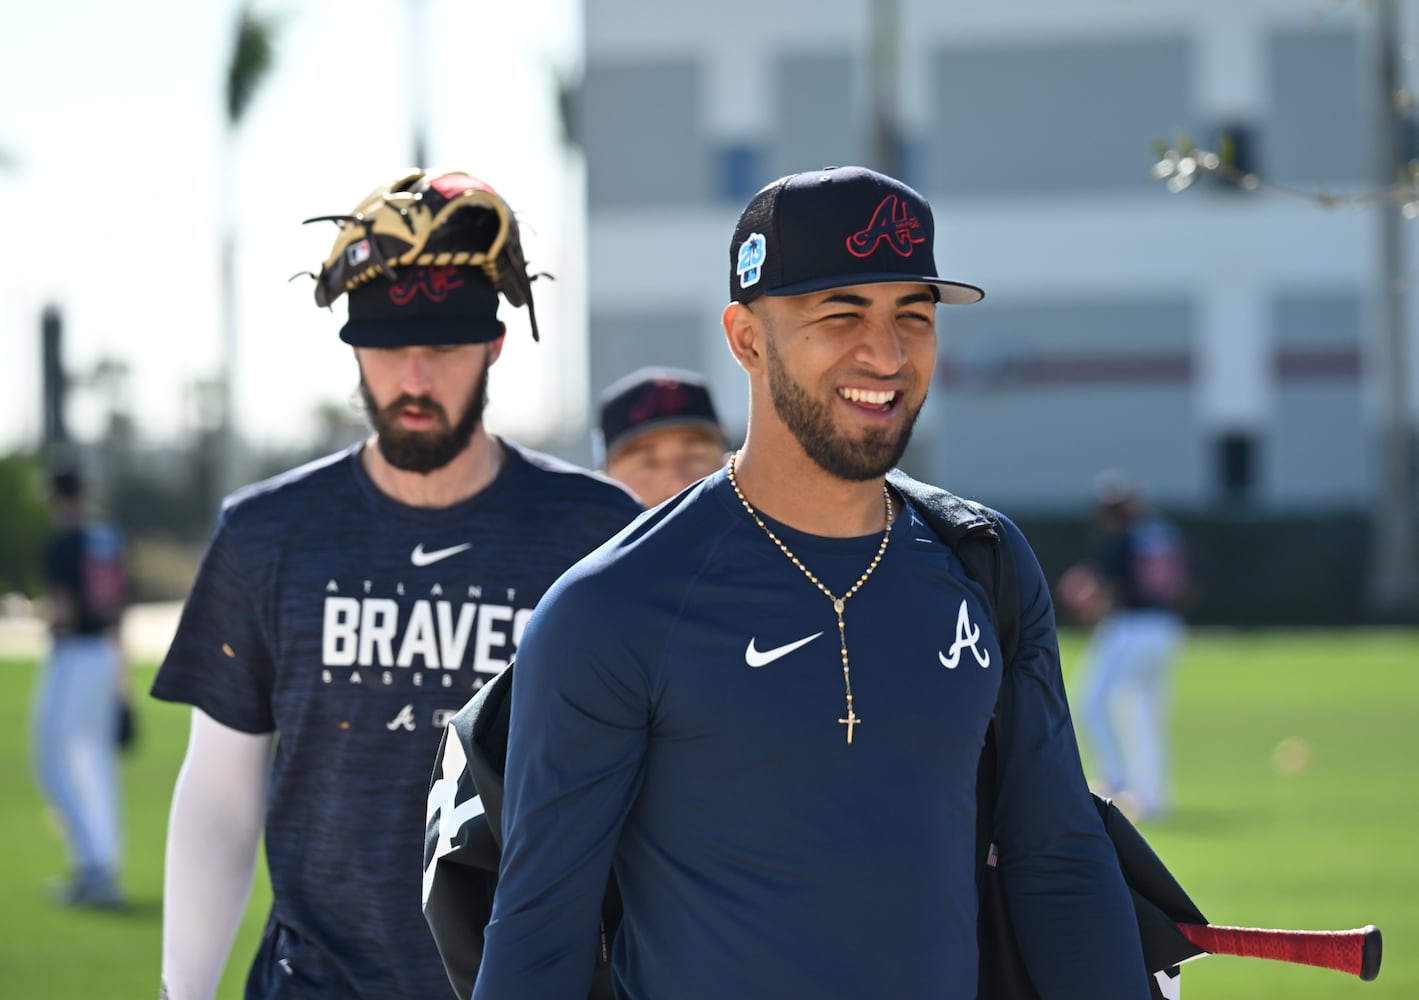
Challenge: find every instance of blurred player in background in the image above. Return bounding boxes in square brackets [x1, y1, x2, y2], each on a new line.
[34, 466, 131, 910]
[1061, 471, 1191, 822]
[597, 365, 729, 505]
[149, 170, 641, 1000]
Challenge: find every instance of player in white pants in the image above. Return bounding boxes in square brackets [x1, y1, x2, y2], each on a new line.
[34, 469, 129, 908]
[1080, 608, 1184, 818]
[1069, 473, 1190, 821]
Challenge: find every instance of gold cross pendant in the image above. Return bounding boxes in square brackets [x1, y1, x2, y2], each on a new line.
[838, 708, 861, 744]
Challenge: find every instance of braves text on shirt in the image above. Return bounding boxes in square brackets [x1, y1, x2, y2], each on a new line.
[320, 578, 533, 686]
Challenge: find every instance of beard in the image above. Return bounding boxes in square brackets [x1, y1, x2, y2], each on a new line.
[765, 330, 921, 481]
[359, 366, 489, 474]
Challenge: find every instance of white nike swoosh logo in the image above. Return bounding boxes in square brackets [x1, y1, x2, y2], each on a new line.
[745, 631, 824, 668]
[410, 542, 473, 567]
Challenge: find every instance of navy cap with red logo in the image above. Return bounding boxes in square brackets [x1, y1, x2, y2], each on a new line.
[729, 165, 984, 306]
[596, 366, 726, 465]
[339, 265, 506, 347]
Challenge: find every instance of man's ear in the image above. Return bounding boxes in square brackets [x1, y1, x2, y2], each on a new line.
[723, 302, 766, 375]
[485, 333, 507, 366]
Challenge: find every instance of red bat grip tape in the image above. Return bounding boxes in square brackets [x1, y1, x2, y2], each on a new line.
[1177, 923, 1382, 981]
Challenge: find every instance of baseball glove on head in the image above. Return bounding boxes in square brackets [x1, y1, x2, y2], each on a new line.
[305, 169, 544, 340]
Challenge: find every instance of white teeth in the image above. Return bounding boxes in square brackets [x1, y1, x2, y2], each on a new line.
[839, 387, 896, 405]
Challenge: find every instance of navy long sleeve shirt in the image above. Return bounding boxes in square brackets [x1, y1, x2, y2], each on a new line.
[475, 469, 1148, 999]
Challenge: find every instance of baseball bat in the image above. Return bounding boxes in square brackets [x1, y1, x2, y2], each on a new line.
[1176, 922, 1382, 981]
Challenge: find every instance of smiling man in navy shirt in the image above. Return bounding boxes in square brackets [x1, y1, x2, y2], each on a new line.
[468, 167, 1151, 999]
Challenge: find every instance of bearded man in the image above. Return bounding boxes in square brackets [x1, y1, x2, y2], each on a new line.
[151, 171, 641, 1000]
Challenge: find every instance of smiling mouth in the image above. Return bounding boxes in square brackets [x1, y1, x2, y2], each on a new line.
[838, 387, 899, 412]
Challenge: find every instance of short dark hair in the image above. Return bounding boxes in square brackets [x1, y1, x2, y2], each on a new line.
[50, 468, 83, 500]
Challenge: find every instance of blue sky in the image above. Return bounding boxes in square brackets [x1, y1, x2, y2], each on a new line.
[0, 0, 584, 455]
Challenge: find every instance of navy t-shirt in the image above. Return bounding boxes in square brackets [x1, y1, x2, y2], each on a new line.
[477, 468, 1149, 1000]
[1095, 516, 1189, 612]
[44, 523, 126, 636]
[151, 441, 641, 999]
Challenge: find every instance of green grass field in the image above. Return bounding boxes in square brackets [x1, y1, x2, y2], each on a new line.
[1, 629, 1415, 998]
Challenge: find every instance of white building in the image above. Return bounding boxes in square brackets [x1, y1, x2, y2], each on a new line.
[582, 0, 1419, 514]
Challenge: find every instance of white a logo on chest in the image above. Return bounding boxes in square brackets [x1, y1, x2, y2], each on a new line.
[938, 599, 991, 669]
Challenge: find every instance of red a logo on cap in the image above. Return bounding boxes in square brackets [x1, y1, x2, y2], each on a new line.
[388, 266, 466, 305]
[845, 195, 925, 258]
[628, 381, 692, 423]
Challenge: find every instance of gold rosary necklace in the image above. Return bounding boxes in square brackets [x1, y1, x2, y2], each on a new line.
[726, 453, 894, 745]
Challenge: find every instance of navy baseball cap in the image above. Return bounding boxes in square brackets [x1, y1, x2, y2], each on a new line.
[729, 166, 984, 306]
[597, 366, 726, 464]
[339, 265, 505, 347]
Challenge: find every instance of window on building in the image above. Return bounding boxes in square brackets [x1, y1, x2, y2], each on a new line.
[582, 59, 709, 208]
[1217, 431, 1256, 504]
[927, 37, 1192, 196]
[717, 144, 764, 203]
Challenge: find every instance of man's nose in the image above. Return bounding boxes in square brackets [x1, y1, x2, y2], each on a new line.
[399, 352, 434, 392]
[854, 316, 909, 373]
